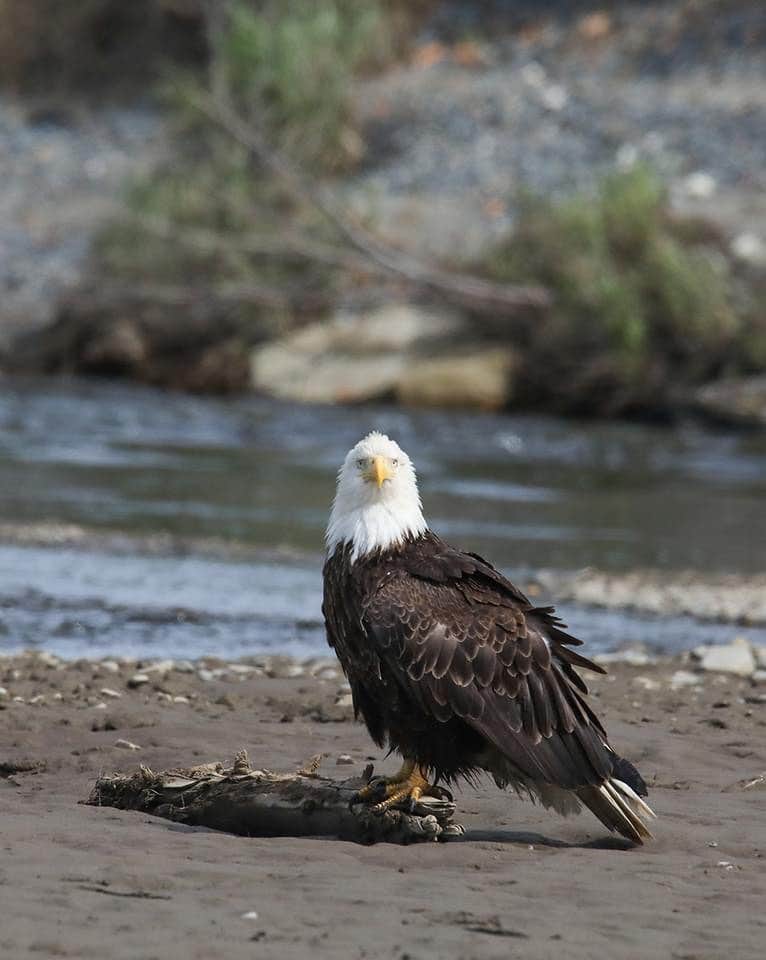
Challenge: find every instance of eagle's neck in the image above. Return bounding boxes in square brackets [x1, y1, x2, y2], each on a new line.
[326, 499, 427, 564]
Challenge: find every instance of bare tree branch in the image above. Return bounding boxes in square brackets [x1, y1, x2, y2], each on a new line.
[187, 92, 551, 316]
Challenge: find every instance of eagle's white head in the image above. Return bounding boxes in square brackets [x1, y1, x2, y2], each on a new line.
[326, 431, 427, 562]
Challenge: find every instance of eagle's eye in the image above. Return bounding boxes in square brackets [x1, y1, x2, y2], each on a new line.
[356, 458, 368, 469]
[391, 458, 399, 467]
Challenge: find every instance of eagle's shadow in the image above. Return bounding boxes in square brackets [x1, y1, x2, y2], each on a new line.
[456, 828, 635, 851]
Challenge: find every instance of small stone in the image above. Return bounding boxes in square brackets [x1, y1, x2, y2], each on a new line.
[753, 645, 766, 669]
[0, 687, 8, 699]
[114, 739, 141, 751]
[100, 687, 122, 699]
[128, 673, 150, 688]
[12, 696, 25, 703]
[34, 651, 60, 668]
[632, 676, 660, 691]
[92, 702, 108, 710]
[144, 659, 175, 675]
[53, 692, 63, 701]
[175, 660, 196, 673]
[335, 693, 354, 708]
[172, 695, 190, 704]
[336, 754, 354, 765]
[693, 639, 756, 677]
[197, 669, 215, 682]
[684, 171, 717, 199]
[156, 692, 173, 702]
[227, 664, 255, 675]
[100, 660, 120, 674]
[731, 232, 766, 267]
[751, 670, 766, 685]
[28, 695, 45, 705]
[241, 911, 259, 921]
[670, 670, 703, 689]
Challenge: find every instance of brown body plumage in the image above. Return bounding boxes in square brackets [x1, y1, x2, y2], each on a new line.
[323, 432, 655, 843]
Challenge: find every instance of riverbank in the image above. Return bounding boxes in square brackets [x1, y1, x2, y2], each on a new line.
[2, 2, 765, 422]
[2, 651, 764, 959]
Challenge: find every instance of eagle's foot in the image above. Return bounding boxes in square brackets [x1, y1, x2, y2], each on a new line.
[351, 760, 434, 814]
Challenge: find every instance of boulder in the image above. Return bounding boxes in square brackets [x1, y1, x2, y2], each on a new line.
[692, 637, 756, 676]
[250, 303, 465, 404]
[395, 348, 516, 410]
[693, 376, 766, 428]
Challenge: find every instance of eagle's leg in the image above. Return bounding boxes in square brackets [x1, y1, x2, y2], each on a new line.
[353, 759, 433, 813]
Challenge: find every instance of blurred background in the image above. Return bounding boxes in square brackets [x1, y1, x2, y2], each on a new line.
[0, 0, 764, 662]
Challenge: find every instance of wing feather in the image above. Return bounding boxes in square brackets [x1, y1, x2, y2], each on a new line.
[363, 539, 614, 789]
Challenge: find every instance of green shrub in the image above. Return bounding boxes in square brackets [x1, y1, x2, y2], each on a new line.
[214, 0, 386, 170]
[484, 167, 740, 414]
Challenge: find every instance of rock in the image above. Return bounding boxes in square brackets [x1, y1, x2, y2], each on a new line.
[684, 171, 717, 199]
[197, 669, 215, 682]
[753, 645, 766, 669]
[0, 687, 8, 699]
[693, 638, 756, 677]
[731, 232, 766, 267]
[143, 659, 176, 675]
[127, 673, 150, 688]
[227, 664, 256, 675]
[670, 670, 703, 689]
[172, 695, 190, 704]
[751, 670, 766, 685]
[79, 319, 147, 375]
[693, 376, 766, 428]
[99, 687, 122, 699]
[594, 646, 654, 667]
[335, 693, 354, 709]
[395, 349, 516, 411]
[114, 739, 142, 751]
[250, 303, 464, 404]
[336, 754, 354, 765]
[175, 660, 196, 673]
[100, 660, 120, 674]
[632, 676, 660, 691]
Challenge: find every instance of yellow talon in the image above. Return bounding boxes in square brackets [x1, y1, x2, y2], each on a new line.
[354, 759, 433, 813]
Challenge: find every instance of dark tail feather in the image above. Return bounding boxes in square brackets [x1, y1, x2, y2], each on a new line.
[612, 755, 649, 797]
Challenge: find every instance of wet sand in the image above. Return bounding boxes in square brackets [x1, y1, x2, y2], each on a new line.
[2, 652, 765, 960]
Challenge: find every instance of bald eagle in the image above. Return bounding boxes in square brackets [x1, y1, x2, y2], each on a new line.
[323, 432, 655, 843]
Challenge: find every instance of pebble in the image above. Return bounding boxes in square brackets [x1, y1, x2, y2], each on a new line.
[241, 911, 259, 921]
[172, 695, 190, 704]
[336, 754, 354, 765]
[13, 696, 25, 703]
[693, 639, 756, 677]
[197, 669, 215, 682]
[93, 702, 108, 710]
[0, 686, 8, 699]
[28, 694, 45, 705]
[101, 660, 120, 674]
[632, 676, 660, 691]
[175, 660, 196, 673]
[751, 670, 766, 685]
[335, 693, 354, 708]
[670, 670, 703, 689]
[100, 687, 122, 699]
[128, 673, 150, 688]
[114, 739, 142, 751]
[227, 664, 255, 675]
[143, 659, 176, 675]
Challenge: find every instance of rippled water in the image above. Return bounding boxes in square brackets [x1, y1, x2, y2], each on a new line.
[1, 377, 764, 659]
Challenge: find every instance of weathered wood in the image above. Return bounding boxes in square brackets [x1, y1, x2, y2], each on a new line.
[86, 751, 463, 845]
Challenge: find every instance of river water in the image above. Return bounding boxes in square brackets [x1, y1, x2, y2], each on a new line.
[1, 378, 764, 660]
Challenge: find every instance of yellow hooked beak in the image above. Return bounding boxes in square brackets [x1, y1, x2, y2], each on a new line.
[367, 455, 393, 489]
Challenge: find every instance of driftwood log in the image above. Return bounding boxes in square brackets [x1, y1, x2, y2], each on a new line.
[86, 751, 463, 845]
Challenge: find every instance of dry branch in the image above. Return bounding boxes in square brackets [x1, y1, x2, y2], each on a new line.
[86, 751, 463, 845]
[188, 93, 551, 317]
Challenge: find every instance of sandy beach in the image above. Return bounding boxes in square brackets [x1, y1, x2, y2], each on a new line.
[1, 651, 764, 960]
